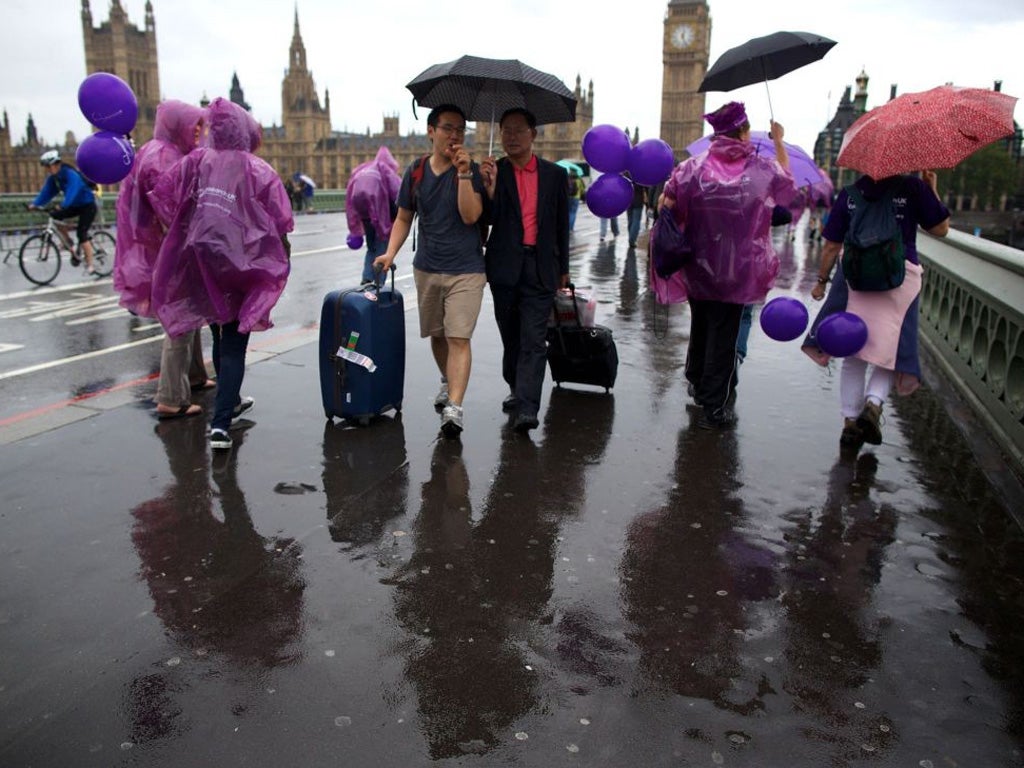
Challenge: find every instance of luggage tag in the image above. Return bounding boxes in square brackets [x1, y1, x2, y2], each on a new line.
[336, 331, 377, 372]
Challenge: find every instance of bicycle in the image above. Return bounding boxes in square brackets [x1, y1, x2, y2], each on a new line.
[18, 207, 115, 286]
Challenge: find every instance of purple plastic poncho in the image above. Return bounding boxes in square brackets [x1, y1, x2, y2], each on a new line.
[345, 146, 401, 242]
[113, 100, 204, 317]
[663, 137, 798, 304]
[149, 98, 293, 337]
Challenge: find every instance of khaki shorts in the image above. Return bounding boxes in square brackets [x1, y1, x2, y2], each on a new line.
[413, 269, 486, 339]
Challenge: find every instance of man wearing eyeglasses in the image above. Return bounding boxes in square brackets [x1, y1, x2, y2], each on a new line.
[374, 104, 487, 439]
[479, 108, 570, 433]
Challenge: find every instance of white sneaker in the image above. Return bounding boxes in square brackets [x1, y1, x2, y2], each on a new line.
[433, 380, 449, 410]
[440, 404, 463, 438]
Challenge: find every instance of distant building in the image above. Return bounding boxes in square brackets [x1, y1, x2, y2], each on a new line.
[814, 69, 872, 192]
[0, 3, 592, 194]
[661, 0, 712, 160]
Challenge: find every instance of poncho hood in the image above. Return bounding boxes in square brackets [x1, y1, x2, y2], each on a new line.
[206, 97, 254, 151]
[152, 100, 204, 156]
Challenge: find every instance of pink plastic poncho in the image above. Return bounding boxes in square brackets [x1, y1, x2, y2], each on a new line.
[113, 100, 204, 317]
[345, 146, 401, 241]
[149, 98, 293, 337]
[662, 137, 798, 304]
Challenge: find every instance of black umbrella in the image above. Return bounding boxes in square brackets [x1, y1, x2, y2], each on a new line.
[699, 31, 837, 120]
[406, 55, 576, 152]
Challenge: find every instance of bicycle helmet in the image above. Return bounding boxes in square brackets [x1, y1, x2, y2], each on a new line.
[39, 150, 60, 166]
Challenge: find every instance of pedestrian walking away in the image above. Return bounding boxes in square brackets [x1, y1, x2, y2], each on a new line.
[660, 101, 798, 428]
[114, 99, 213, 421]
[803, 170, 950, 451]
[480, 107, 570, 434]
[346, 146, 401, 284]
[149, 97, 294, 452]
[373, 104, 487, 439]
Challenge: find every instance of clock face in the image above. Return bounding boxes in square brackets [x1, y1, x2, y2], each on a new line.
[671, 23, 695, 49]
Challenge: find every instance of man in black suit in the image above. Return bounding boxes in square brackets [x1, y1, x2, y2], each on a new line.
[480, 108, 570, 433]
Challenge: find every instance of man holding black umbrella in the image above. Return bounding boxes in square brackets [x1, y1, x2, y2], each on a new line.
[373, 104, 487, 439]
[479, 108, 570, 433]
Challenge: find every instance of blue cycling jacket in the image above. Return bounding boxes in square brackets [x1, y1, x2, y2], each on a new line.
[33, 164, 96, 209]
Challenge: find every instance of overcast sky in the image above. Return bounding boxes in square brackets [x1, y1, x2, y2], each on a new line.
[2, 0, 1022, 161]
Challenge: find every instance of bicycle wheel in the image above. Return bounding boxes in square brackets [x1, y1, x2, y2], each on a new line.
[89, 231, 116, 278]
[18, 234, 61, 286]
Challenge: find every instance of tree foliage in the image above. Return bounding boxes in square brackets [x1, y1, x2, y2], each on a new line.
[936, 143, 1020, 210]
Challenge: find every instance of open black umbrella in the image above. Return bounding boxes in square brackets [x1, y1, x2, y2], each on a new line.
[406, 55, 576, 152]
[699, 31, 837, 120]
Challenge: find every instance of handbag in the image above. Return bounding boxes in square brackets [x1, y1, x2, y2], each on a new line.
[650, 206, 692, 278]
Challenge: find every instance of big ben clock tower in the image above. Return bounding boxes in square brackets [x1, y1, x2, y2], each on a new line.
[660, 0, 711, 161]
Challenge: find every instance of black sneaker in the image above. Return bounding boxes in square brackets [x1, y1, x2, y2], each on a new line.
[698, 406, 737, 430]
[209, 428, 233, 450]
[70, 255, 81, 267]
[513, 412, 539, 433]
[231, 396, 255, 423]
[501, 392, 519, 412]
[856, 401, 883, 445]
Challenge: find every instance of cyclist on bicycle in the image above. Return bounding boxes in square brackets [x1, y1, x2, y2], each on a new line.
[28, 150, 98, 273]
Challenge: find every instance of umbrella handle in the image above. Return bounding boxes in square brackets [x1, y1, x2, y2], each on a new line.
[761, 60, 775, 124]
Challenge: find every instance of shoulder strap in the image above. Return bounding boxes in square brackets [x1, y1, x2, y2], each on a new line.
[409, 154, 430, 213]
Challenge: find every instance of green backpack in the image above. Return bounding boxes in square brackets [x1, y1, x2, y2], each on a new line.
[841, 184, 906, 292]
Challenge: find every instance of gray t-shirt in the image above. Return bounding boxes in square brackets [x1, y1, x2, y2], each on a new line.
[397, 158, 485, 274]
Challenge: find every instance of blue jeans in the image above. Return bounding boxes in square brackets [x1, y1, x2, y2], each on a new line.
[599, 217, 619, 238]
[626, 205, 644, 246]
[362, 220, 388, 283]
[568, 198, 580, 231]
[210, 321, 250, 431]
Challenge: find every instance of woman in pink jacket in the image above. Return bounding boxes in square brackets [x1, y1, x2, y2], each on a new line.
[660, 102, 797, 428]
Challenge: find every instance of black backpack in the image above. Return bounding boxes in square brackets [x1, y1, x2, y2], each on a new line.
[841, 184, 905, 292]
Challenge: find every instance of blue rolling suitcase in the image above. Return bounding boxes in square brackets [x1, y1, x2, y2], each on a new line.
[319, 269, 405, 424]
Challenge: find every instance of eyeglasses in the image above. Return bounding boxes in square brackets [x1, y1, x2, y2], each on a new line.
[435, 123, 466, 136]
[500, 125, 532, 138]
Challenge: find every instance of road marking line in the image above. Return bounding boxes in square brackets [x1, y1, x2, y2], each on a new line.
[0, 278, 112, 303]
[0, 343, 25, 354]
[0, 335, 164, 382]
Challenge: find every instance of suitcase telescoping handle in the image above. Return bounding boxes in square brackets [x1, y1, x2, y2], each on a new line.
[550, 282, 585, 357]
[372, 263, 397, 293]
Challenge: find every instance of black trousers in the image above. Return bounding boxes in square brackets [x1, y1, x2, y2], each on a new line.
[490, 252, 554, 419]
[685, 299, 742, 413]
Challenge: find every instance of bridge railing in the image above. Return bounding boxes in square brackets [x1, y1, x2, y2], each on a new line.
[918, 229, 1024, 474]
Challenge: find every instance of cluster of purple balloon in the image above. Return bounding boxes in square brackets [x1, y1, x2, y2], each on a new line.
[581, 124, 675, 219]
[75, 73, 138, 185]
[759, 296, 868, 357]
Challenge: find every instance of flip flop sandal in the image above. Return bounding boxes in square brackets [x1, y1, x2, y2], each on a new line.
[191, 379, 216, 391]
[157, 404, 203, 420]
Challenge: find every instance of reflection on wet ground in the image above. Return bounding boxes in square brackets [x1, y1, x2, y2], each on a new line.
[1, 215, 1023, 766]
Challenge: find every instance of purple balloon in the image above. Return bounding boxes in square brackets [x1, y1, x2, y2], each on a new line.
[346, 233, 364, 250]
[581, 124, 631, 174]
[586, 174, 633, 218]
[76, 131, 135, 185]
[817, 311, 868, 357]
[78, 73, 138, 135]
[759, 297, 809, 341]
[627, 138, 675, 186]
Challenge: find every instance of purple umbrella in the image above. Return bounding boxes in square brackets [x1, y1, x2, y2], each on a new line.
[685, 130, 826, 188]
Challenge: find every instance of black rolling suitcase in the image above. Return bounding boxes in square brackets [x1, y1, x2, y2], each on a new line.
[546, 284, 618, 392]
[319, 268, 405, 424]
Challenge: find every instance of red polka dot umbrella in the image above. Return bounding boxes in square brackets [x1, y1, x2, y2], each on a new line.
[837, 85, 1018, 180]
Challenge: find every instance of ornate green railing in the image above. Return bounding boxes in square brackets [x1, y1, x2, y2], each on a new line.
[918, 229, 1024, 474]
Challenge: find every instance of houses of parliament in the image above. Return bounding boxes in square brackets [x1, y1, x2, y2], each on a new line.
[0, 1, 726, 195]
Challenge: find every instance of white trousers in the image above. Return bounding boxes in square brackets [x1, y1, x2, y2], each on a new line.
[840, 357, 894, 419]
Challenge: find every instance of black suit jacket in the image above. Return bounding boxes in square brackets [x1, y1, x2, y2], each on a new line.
[484, 156, 570, 291]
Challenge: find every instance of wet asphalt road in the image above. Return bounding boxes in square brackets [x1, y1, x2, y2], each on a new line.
[1, 210, 1023, 767]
